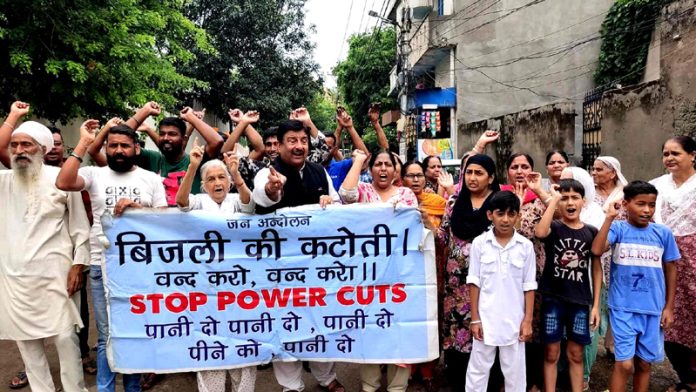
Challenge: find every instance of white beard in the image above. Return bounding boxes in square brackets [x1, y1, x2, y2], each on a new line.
[11, 151, 46, 219]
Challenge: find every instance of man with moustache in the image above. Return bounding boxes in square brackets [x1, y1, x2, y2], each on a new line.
[252, 119, 344, 392]
[0, 121, 91, 392]
[56, 120, 167, 392]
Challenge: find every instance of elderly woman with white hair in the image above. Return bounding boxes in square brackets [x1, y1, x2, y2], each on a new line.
[176, 139, 253, 214]
[592, 156, 628, 217]
[175, 141, 255, 392]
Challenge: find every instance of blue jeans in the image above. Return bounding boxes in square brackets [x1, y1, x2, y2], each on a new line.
[91, 265, 142, 392]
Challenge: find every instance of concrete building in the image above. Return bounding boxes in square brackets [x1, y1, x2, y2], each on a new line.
[384, 0, 615, 165]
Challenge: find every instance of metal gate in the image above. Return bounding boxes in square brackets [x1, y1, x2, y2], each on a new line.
[582, 87, 604, 170]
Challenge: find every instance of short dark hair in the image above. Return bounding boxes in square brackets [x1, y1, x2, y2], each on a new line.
[488, 191, 520, 213]
[558, 179, 585, 197]
[263, 127, 278, 143]
[422, 155, 442, 171]
[277, 120, 309, 142]
[506, 153, 534, 170]
[108, 124, 138, 144]
[545, 149, 569, 165]
[158, 117, 187, 136]
[47, 125, 63, 142]
[368, 148, 397, 169]
[401, 160, 422, 179]
[623, 180, 658, 201]
[324, 133, 336, 144]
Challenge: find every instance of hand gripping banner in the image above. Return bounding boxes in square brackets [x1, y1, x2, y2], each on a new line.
[103, 203, 438, 373]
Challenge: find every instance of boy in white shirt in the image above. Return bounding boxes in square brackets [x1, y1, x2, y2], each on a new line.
[466, 191, 537, 392]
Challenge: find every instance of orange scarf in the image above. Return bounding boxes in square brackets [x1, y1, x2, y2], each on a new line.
[418, 192, 446, 228]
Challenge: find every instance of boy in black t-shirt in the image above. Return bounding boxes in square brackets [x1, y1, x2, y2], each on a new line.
[534, 179, 601, 392]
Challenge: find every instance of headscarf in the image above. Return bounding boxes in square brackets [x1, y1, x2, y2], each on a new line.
[563, 167, 605, 228]
[595, 156, 627, 211]
[450, 154, 500, 241]
[12, 121, 54, 150]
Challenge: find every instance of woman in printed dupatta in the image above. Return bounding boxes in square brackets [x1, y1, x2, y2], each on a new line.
[650, 136, 696, 392]
[340, 148, 418, 392]
[438, 154, 500, 391]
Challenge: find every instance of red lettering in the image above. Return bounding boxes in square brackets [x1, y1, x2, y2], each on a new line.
[217, 291, 236, 311]
[238, 290, 260, 310]
[146, 293, 164, 314]
[130, 294, 146, 314]
[375, 284, 390, 303]
[261, 288, 292, 308]
[165, 292, 188, 313]
[190, 292, 207, 311]
[292, 288, 307, 307]
[308, 287, 327, 306]
[392, 283, 407, 303]
[356, 285, 375, 305]
[337, 286, 354, 305]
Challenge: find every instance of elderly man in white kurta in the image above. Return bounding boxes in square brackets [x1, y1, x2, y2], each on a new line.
[0, 121, 91, 392]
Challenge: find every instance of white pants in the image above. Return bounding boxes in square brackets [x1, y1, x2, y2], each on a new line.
[15, 329, 87, 392]
[360, 364, 410, 392]
[465, 339, 526, 392]
[273, 361, 336, 392]
[197, 366, 257, 392]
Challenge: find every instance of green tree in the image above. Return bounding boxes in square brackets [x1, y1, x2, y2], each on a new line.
[333, 26, 397, 133]
[181, 0, 322, 129]
[305, 90, 337, 133]
[0, 0, 211, 122]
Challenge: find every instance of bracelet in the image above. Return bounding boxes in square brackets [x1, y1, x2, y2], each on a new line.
[69, 152, 84, 163]
[470, 320, 482, 325]
[234, 181, 245, 188]
[472, 144, 484, 154]
[2, 121, 14, 130]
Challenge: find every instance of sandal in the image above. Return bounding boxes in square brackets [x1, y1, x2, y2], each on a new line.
[323, 379, 346, 392]
[82, 358, 97, 375]
[9, 371, 29, 389]
[140, 373, 164, 390]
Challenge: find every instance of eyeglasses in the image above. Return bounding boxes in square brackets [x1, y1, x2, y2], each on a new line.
[403, 174, 425, 179]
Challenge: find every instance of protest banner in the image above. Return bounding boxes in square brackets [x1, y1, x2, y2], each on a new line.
[103, 203, 437, 373]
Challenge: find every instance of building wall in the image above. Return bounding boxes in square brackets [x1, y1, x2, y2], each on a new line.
[600, 0, 696, 182]
[424, 0, 614, 124]
[458, 101, 576, 182]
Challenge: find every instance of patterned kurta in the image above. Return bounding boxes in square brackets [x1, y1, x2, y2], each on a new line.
[438, 195, 478, 353]
[654, 173, 696, 351]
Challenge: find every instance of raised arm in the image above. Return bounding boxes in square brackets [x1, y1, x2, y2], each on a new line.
[180, 107, 223, 158]
[340, 150, 368, 191]
[0, 101, 30, 168]
[470, 130, 499, 156]
[223, 150, 251, 206]
[591, 202, 619, 256]
[126, 101, 161, 130]
[221, 110, 260, 156]
[339, 111, 369, 155]
[56, 119, 100, 191]
[535, 182, 560, 239]
[292, 107, 319, 138]
[87, 117, 124, 167]
[175, 138, 204, 209]
[367, 106, 389, 149]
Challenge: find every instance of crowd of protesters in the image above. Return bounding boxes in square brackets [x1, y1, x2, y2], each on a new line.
[1, 100, 695, 392]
